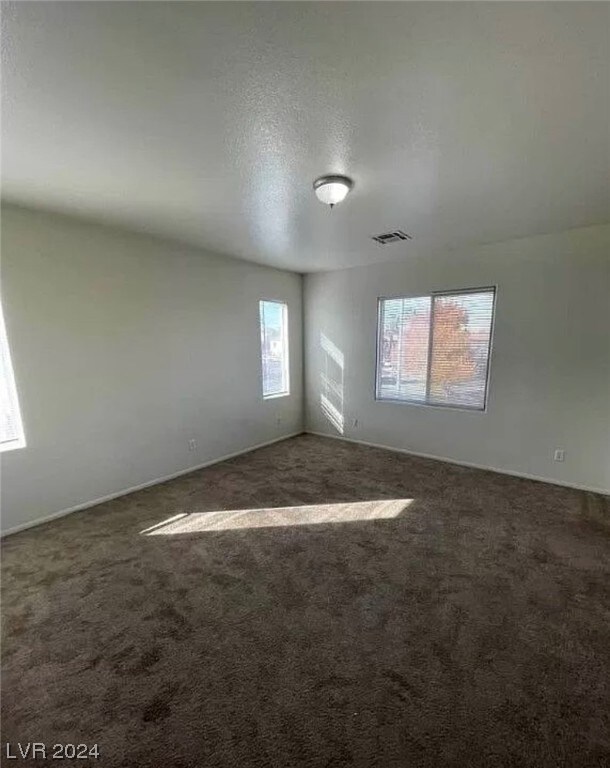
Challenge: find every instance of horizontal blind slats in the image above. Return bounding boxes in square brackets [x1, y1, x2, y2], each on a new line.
[260, 300, 289, 398]
[377, 296, 431, 402]
[428, 291, 495, 409]
[376, 288, 495, 410]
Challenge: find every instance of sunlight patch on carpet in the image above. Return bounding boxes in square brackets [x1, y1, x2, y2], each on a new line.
[141, 499, 413, 534]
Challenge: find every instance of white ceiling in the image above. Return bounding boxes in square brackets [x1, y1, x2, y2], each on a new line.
[2, 2, 609, 273]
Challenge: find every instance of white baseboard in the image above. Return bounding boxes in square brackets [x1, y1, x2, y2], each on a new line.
[305, 430, 609, 496]
[1, 431, 304, 538]
[4, 429, 606, 538]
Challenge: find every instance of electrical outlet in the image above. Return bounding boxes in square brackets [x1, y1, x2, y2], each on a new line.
[188, 439, 197, 452]
[553, 449, 565, 462]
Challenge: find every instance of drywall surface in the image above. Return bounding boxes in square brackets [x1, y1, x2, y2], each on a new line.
[0, 205, 303, 533]
[304, 225, 610, 493]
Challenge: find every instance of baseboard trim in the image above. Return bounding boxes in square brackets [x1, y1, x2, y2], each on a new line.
[305, 430, 609, 496]
[1, 431, 304, 538]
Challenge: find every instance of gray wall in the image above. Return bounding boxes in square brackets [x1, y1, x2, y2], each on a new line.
[305, 224, 610, 493]
[0, 206, 303, 533]
[2, 207, 608, 537]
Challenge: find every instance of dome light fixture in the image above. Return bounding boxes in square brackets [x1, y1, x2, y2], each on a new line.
[313, 174, 353, 209]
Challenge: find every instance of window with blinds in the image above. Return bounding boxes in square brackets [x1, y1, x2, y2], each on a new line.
[376, 287, 496, 410]
[260, 300, 290, 399]
[0, 302, 26, 452]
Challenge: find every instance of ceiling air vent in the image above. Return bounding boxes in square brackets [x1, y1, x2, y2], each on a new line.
[371, 230, 412, 245]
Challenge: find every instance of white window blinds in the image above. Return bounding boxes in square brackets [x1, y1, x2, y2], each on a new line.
[0, 302, 26, 451]
[376, 288, 495, 410]
[259, 300, 290, 398]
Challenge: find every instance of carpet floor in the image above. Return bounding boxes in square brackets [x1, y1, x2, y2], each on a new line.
[2, 434, 609, 767]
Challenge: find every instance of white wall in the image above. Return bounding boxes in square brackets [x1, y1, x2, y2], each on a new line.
[0, 205, 303, 534]
[305, 224, 610, 493]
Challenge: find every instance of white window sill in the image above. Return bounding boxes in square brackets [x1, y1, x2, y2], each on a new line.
[0, 438, 27, 453]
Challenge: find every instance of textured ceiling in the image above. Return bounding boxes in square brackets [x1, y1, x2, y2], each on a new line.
[2, 2, 609, 272]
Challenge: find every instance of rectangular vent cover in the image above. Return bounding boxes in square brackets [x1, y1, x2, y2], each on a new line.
[371, 230, 412, 245]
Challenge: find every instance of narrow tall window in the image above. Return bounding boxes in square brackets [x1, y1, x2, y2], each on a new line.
[376, 287, 496, 410]
[259, 300, 289, 398]
[0, 302, 26, 451]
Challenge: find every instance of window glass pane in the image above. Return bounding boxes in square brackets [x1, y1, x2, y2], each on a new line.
[0, 302, 26, 451]
[428, 290, 495, 409]
[376, 288, 495, 410]
[260, 300, 289, 398]
[377, 296, 431, 402]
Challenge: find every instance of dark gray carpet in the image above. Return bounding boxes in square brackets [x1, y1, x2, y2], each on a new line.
[2, 434, 609, 767]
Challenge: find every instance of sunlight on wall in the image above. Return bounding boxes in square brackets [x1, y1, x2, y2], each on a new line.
[320, 332, 344, 434]
[140, 499, 414, 535]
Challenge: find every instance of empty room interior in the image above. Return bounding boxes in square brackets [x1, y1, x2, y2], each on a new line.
[1, 2, 609, 766]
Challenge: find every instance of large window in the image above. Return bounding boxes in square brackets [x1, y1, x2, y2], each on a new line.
[259, 300, 289, 399]
[376, 287, 496, 410]
[0, 302, 26, 452]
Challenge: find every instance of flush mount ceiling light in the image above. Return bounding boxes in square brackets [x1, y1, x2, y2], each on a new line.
[313, 175, 353, 209]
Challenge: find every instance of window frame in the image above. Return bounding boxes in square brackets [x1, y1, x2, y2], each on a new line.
[374, 286, 497, 413]
[259, 299, 290, 400]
